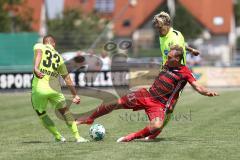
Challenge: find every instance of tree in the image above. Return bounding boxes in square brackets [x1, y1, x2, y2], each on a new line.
[235, 0, 240, 26]
[173, 1, 203, 39]
[237, 37, 240, 49]
[234, 0, 240, 49]
[0, 0, 11, 32]
[0, 0, 33, 32]
[47, 9, 107, 52]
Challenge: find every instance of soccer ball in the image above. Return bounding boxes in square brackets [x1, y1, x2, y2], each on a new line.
[89, 124, 105, 141]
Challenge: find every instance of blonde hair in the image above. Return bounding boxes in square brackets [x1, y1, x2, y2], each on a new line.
[152, 11, 171, 27]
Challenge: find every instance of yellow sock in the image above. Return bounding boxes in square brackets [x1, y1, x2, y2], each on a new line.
[64, 111, 81, 139]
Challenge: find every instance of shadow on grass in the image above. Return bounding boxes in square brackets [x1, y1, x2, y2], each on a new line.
[133, 137, 173, 143]
[22, 140, 94, 144]
[134, 137, 205, 143]
[22, 141, 51, 144]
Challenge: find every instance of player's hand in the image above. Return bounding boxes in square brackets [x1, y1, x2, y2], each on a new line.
[191, 49, 200, 56]
[72, 95, 80, 104]
[207, 91, 219, 97]
[34, 69, 45, 79]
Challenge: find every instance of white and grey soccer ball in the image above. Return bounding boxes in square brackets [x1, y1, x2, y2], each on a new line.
[89, 124, 105, 141]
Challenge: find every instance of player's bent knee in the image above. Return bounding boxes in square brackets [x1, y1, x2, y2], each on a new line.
[152, 123, 163, 130]
[150, 119, 164, 130]
[58, 107, 68, 115]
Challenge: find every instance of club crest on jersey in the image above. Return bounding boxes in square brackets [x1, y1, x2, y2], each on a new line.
[164, 50, 169, 55]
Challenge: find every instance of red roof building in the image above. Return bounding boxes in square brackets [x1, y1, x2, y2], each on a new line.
[64, 0, 233, 36]
[18, 0, 233, 37]
[179, 0, 233, 34]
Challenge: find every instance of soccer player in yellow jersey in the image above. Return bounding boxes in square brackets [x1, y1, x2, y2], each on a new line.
[153, 11, 200, 66]
[31, 35, 88, 142]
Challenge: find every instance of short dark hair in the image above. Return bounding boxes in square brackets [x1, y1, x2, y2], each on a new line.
[170, 45, 184, 62]
[43, 34, 55, 43]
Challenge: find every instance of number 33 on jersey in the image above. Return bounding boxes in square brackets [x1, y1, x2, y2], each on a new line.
[33, 43, 68, 81]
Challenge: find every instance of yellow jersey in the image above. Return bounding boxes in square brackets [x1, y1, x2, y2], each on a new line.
[32, 43, 68, 93]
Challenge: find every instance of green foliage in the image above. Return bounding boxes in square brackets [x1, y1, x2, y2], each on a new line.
[48, 9, 106, 52]
[234, 0, 240, 26]
[237, 37, 240, 49]
[173, 2, 203, 39]
[6, 0, 21, 4]
[0, 0, 11, 32]
[0, 0, 33, 32]
[13, 15, 33, 32]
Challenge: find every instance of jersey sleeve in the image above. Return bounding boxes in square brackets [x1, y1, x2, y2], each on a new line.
[33, 43, 44, 52]
[184, 67, 196, 84]
[58, 56, 68, 76]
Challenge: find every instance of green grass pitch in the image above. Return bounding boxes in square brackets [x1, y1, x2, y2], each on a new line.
[0, 89, 239, 160]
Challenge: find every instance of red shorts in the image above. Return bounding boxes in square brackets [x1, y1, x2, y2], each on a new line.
[118, 88, 166, 121]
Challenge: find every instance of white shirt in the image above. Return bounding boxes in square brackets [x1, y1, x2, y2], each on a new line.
[101, 56, 111, 71]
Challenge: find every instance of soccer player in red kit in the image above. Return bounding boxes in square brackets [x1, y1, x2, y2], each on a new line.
[76, 45, 219, 142]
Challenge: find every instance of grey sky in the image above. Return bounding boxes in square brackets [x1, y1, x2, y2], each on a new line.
[46, 0, 64, 19]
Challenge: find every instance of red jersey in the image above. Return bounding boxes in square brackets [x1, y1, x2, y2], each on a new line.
[149, 65, 196, 110]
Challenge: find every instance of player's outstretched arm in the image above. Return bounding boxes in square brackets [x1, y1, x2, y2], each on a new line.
[62, 74, 80, 104]
[33, 49, 45, 79]
[186, 46, 200, 56]
[190, 81, 219, 97]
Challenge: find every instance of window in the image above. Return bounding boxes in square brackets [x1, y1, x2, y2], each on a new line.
[213, 16, 224, 26]
[95, 0, 115, 13]
[122, 19, 131, 27]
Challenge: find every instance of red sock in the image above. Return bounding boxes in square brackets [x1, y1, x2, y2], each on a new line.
[147, 130, 161, 139]
[90, 104, 115, 120]
[125, 126, 153, 141]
